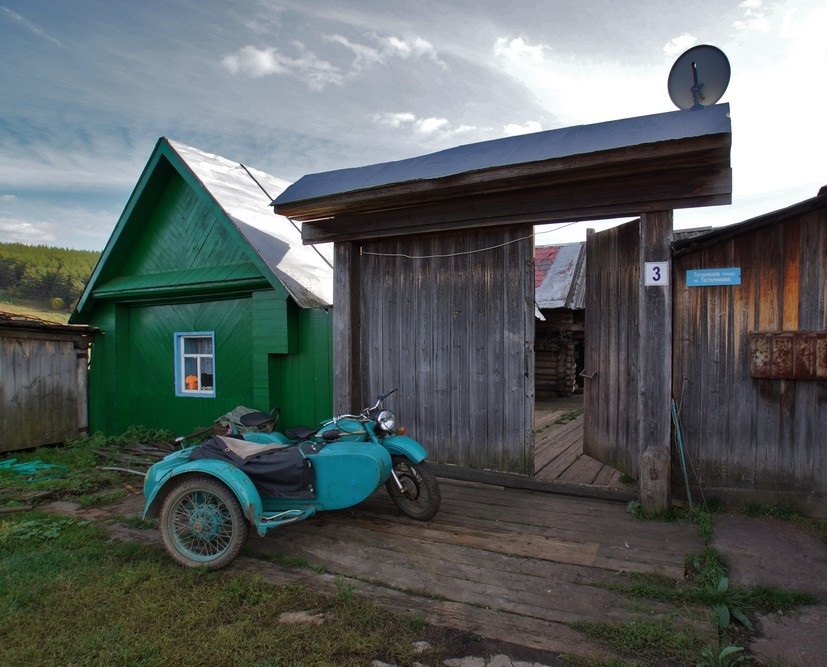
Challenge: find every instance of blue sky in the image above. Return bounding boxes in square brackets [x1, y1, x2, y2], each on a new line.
[1, 0, 825, 251]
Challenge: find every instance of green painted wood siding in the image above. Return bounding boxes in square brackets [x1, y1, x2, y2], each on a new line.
[268, 304, 333, 431]
[122, 176, 246, 277]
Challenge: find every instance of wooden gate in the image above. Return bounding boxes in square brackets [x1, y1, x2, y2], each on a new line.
[583, 222, 641, 474]
[334, 226, 536, 474]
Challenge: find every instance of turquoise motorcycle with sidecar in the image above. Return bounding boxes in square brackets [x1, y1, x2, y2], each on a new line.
[142, 390, 441, 569]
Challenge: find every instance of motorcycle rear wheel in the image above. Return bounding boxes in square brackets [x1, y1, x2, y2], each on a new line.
[159, 476, 249, 569]
[385, 457, 441, 521]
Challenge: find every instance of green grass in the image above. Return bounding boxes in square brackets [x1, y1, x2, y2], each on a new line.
[571, 616, 707, 665]
[0, 511, 462, 666]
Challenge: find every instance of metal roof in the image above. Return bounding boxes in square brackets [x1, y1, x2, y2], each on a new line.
[168, 140, 334, 308]
[535, 242, 586, 311]
[274, 104, 731, 209]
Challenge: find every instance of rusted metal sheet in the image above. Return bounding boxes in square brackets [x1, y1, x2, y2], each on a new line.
[750, 331, 827, 380]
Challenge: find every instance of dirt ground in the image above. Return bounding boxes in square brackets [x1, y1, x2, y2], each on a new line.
[711, 514, 827, 666]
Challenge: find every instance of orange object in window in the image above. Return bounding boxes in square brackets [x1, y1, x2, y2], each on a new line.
[185, 375, 198, 390]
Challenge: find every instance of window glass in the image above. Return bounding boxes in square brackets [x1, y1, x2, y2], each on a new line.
[176, 332, 215, 397]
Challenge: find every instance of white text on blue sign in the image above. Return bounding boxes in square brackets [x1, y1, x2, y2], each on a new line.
[686, 268, 741, 286]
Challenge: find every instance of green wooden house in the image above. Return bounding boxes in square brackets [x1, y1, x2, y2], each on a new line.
[70, 138, 334, 436]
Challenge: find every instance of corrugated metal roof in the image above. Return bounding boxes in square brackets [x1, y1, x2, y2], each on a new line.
[275, 104, 731, 207]
[535, 242, 586, 310]
[167, 140, 334, 308]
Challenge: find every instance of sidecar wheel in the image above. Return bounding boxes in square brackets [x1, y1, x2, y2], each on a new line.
[159, 476, 249, 569]
[385, 457, 441, 521]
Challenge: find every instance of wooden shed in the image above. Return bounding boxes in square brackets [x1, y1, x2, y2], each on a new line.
[0, 315, 95, 452]
[534, 243, 586, 398]
[70, 138, 334, 436]
[274, 105, 732, 485]
[671, 189, 827, 514]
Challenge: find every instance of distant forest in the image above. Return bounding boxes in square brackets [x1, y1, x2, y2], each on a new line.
[0, 242, 100, 311]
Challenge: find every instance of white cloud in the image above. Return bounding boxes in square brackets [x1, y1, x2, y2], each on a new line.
[222, 31, 446, 90]
[381, 35, 446, 67]
[0, 216, 57, 245]
[0, 194, 18, 202]
[374, 112, 417, 128]
[503, 121, 542, 136]
[733, 0, 770, 32]
[221, 44, 343, 91]
[416, 117, 448, 134]
[663, 34, 697, 58]
[373, 112, 476, 139]
[325, 34, 383, 69]
[493, 36, 546, 63]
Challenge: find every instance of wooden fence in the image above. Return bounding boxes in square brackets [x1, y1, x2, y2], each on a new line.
[0, 319, 94, 452]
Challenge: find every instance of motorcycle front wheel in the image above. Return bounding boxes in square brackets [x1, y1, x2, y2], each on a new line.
[159, 476, 249, 569]
[385, 457, 441, 521]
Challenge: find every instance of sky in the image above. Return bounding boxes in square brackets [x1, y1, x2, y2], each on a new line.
[1, 0, 825, 251]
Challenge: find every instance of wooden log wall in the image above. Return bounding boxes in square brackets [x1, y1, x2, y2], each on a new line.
[672, 204, 827, 502]
[333, 226, 535, 474]
[535, 310, 583, 398]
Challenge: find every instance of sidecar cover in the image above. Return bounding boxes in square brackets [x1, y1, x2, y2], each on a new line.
[189, 436, 315, 499]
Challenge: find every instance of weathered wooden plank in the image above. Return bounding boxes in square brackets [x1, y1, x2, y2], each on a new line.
[558, 455, 605, 485]
[592, 465, 623, 487]
[190, 543, 633, 661]
[533, 421, 584, 472]
[240, 480, 703, 642]
[299, 163, 732, 242]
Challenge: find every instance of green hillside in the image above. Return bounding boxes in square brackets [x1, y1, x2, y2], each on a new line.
[0, 242, 100, 323]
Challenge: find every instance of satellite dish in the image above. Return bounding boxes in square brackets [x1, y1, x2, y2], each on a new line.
[668, 45, 730, 110]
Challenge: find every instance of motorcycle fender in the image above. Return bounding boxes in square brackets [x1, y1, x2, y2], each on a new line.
[142, 459, 263, 525]
[382, 434, 428, 463]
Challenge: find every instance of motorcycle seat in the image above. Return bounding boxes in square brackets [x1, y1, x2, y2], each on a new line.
[286, 426, 316, 440]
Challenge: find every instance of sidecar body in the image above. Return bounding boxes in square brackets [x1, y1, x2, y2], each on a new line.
[143, 436, 393, 543]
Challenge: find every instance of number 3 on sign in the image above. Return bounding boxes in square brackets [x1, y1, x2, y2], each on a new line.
[644, 261, 670, 286]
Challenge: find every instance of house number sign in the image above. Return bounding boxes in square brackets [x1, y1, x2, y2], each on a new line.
[644, 261, 670, 286]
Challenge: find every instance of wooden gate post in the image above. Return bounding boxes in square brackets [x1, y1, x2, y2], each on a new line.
[638, 211, 673, 513]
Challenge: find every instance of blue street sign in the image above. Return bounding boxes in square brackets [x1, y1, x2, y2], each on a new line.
[686, 268, 741, 286]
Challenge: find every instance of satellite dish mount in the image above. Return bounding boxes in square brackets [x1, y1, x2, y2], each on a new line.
[668, 45, 730, 111]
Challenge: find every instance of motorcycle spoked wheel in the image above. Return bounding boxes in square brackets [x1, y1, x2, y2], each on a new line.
[159, 476, 249, 569]
[385, 456, 441, 521]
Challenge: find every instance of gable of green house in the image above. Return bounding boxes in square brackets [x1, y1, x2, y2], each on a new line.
[73, 138, 333, 437]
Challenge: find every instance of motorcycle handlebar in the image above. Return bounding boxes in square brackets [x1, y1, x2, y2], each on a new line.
[329, 388, 398, 423]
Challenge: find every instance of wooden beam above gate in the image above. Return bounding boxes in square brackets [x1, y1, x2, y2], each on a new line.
[273, 104, 731, 241]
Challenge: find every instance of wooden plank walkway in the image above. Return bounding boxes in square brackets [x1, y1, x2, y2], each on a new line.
[244, 480, 710, 661]
[534, 400, 626, 489]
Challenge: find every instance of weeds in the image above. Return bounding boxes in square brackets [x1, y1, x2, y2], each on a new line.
[0, 427, 172, 507]
[696, 644, 750, 666]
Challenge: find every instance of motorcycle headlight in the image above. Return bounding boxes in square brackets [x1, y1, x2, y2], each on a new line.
[376, 410, 396, 433]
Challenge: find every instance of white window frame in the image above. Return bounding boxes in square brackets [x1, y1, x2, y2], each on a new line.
[175, 332, 216, 398]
